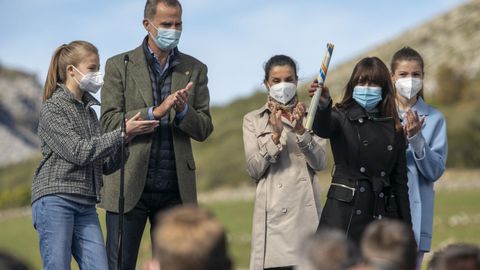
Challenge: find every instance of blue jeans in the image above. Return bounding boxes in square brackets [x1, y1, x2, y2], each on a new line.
[32, 195, 108, 270]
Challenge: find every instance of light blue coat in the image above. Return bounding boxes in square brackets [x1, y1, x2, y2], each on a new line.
[402, 97, 448, 251]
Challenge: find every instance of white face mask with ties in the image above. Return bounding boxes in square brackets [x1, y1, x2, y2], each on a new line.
[267, 82, 297, 104]
[395, 77, 422, 99]
[72, 66, 104, 94]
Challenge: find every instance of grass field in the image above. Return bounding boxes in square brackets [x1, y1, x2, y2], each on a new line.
[1, 177, 479, 269]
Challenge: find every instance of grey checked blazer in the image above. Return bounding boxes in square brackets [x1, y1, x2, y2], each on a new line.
[31, 84, 124, 203]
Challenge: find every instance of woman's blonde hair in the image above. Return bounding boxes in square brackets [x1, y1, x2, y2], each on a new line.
[43, 40, 98, 101]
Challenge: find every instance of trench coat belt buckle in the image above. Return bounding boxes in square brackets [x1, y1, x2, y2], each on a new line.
[331, 183, 356, 197]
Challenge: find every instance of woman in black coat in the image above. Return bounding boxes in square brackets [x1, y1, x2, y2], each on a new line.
[309, 57, 412, 244]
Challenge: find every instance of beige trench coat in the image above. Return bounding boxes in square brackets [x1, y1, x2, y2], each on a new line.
[243, 105, 327, 270]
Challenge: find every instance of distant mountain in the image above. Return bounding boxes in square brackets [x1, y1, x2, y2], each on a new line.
[1, 0, 479, 188]
[326, 0, 480, 98]
[0, 66, 42, 167]
[192, 0, 480, 189]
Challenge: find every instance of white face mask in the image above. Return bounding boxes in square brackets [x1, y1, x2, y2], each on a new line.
[268, 82, 297, 104]
[395, 77, 422, 99]
[72, 66, 104, 94]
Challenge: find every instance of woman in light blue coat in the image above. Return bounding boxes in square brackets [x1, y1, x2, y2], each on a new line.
[390, 47, 448, 268]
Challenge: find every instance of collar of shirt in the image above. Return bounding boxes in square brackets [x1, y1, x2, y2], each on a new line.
[398, 97, 429, 122]
[411, 97, 429, 116]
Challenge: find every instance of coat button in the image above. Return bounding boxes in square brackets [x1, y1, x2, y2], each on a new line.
[282, 208, 287, 214]
[362, 140, 369, 146]
[387, 145, 393, 151]
[360, 167, 366, 173]
[359, 186, 366, 193]
[380, 171, 386, 177]
[356, 209, 362, 215]
[308, 143, 314, 150]
[379, 192, 385, 198]
[277, 183, 283, 188]
[358, 118, 364, 123]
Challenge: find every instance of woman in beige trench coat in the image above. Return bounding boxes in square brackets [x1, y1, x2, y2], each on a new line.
[243, 55, 327, 270]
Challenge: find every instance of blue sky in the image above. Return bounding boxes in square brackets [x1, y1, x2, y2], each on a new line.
[0, 0, 467, 105]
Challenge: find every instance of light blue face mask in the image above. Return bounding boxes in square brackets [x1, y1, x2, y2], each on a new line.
[149, 21, 182, 51]
[352, 86, 383, 111]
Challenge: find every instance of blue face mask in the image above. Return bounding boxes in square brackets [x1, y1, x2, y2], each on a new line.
[149, 21, 182, 51]
[352, 86, 383, 111]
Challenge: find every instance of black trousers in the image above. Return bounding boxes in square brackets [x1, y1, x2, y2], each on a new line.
[105, 190, 182, 270]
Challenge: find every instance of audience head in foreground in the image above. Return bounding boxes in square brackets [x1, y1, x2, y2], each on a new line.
[145, 205, 233, 270]
[428, 243, 480, 270]
[361, 220, 417, 270]
[299, 228, 359, 270]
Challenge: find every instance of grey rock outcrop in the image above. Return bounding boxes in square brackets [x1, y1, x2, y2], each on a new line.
[0, 67, 42, 167]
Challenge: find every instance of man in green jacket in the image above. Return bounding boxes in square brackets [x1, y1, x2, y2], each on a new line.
[100, 0, 213, 269]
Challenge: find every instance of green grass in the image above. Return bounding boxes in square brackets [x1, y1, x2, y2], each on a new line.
[0, 156, 41, 209]
[431, 189, 480, 247]
[1, 188, 479, 270]
[204, 200, 253, 267]
[0, 200, 254, 270]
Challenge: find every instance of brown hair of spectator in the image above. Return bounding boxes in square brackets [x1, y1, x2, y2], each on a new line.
[302, 229, 359, 270]
[427, 243, 480, 270]
[361, 220, 417, 270]
[152, 205, 232, 270]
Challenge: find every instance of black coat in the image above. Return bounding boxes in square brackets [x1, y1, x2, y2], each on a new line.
[312, 100, 412, 244]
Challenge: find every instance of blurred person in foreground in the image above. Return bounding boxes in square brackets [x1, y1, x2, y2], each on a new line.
[360, 219, 417, 270]
[427, 243, 480, 270]
[142, 205, 233, 270]
[297, 228, 359, 270]
[0, 250, 32, 270]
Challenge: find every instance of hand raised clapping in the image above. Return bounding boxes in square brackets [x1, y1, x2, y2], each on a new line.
[269, 106, 284, 145]
[152, 82, 193, 119]
[293, 102, 306, 135]
[404, 109, 425, 138]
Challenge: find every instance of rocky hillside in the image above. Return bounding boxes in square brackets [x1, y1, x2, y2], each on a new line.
[0, 66, 42, 167]
[326, 0, 480, 98]
[0, 0, 479, 187]
[192, 0, 480, 189]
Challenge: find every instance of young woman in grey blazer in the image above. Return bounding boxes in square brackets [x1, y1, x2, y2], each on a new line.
[31, 40, 158, 270]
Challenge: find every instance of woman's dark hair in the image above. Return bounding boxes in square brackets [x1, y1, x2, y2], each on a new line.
[390, 46, 425, 99]
[391, 46, 424, 74]
[338, 57, 401, 131]
[264, 55, 298, 82]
